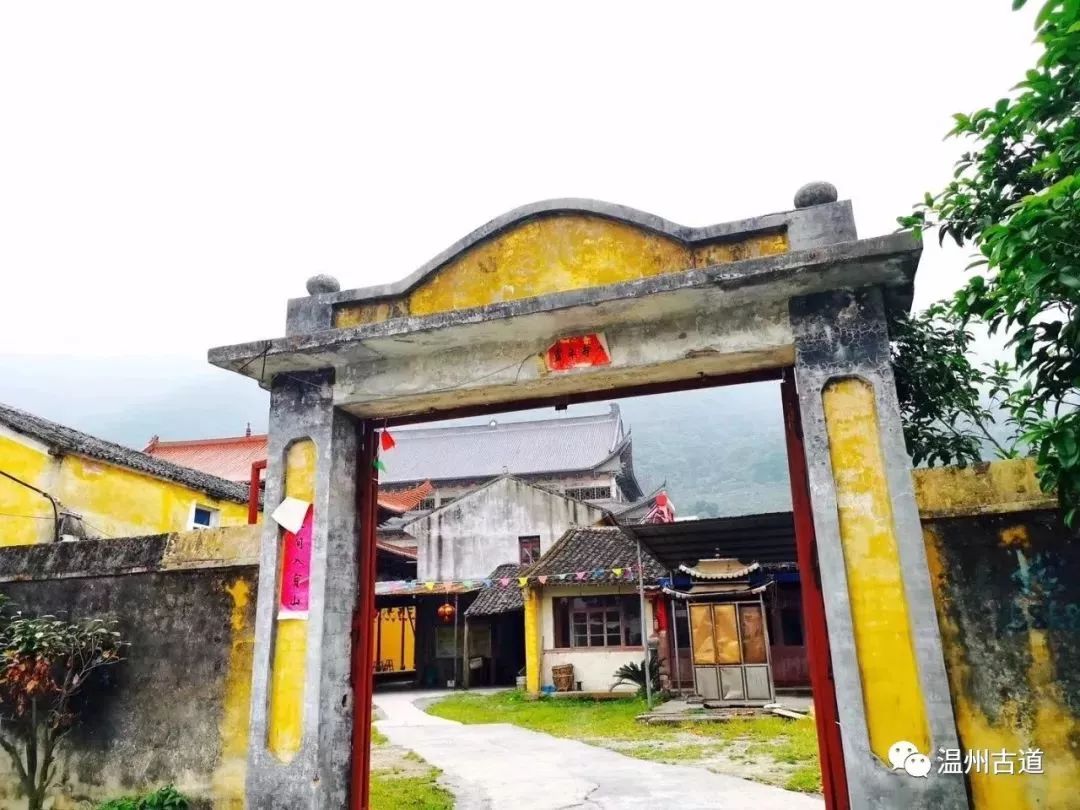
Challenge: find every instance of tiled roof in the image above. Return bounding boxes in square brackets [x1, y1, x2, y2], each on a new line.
[380, 406, 626, 484]
[679, 559, 760, 580]
[465, 564, 525, 617]
[526, 525, 665, 584]
[379, 481, 435, 513]
[377, 542, 417, 560]
[143, 411, 627, 487]
[146, 429, 433, 516]
[589, 484, 666, 523]
[145, 434, 268, 483]
[0, 402, 248, 504]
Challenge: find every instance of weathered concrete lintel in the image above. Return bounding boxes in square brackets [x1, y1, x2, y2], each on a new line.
[209, 232, 919, 384]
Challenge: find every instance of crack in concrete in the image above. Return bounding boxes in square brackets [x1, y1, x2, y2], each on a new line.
[559, 782, 602, 809]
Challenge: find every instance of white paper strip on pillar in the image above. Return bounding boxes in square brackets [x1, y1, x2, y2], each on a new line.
[271, 496, 311, 533]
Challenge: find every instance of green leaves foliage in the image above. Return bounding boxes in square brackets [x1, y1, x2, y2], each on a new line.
[0, 600, 128, 810]
[611, 656, 661, 699]
[899, 0, 1080, 522]
[97, 785, 189, 810]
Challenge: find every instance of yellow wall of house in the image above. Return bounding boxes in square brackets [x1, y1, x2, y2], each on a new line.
[0, 428, 247, 547]
[333, 213, 789, 327]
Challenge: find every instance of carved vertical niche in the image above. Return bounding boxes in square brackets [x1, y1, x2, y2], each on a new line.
[821, 377, 930, 763]
[267, 438, 316, 762]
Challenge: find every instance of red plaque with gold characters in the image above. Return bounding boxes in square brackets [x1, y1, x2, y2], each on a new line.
[544, 333, 611, 372]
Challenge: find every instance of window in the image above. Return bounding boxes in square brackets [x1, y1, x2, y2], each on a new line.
[564, 486, 611, 501]
[417, 497, 436, 511]
[189, 504, 219, 530]
[519, 536, 541, 565]
[673, 602, 690, 647]
[552, 595, 641, 648]
[780, 607, 804, 646]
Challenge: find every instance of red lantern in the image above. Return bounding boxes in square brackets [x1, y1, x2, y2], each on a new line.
[437, 601, 456, 623]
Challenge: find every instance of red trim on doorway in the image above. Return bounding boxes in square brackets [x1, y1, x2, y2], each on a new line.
[351, 421, 378, 810]
[248, 459, 267, 525]
[781, 368, 849, 810]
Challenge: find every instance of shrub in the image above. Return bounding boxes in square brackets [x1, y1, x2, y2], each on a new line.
[0, 598, 127, 810]
[611, 657, 660, 699]
[97, 785, 190, 810]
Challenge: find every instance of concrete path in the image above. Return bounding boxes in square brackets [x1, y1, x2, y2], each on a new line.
[373, 690, 825, 810]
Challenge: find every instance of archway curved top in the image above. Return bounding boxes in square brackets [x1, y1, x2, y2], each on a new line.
[324, 198, 827, 327]
[209, 192, 918, 418]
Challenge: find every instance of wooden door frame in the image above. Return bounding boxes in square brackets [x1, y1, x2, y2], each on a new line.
[781, 368, 850, 810]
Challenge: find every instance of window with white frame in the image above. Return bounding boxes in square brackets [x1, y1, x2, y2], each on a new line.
[189, 504, 220, 530]
[552, 595, 641, 648]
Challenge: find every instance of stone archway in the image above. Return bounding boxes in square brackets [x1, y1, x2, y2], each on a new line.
[212, 188, 968, 810]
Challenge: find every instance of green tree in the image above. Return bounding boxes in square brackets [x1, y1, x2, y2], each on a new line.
[0, 601, 127, 810]
[898, 0, 1080, 522]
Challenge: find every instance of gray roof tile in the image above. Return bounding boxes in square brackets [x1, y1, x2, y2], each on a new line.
[526, 525, 665, 585]
[464, 563, 525, 617]
[0, 402, 248, 504]
[382, 406, 625, 484]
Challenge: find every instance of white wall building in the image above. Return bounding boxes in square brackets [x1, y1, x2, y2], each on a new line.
[406, 474, 608, 582]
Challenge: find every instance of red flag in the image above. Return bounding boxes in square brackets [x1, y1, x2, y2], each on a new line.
[380, 430, 396, 451]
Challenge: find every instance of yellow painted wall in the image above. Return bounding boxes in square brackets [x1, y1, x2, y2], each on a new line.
[333, 213, 788, 327]
[524, 587, 542, 694]
[0, 427, 248, 547]
[374, 606, 416, 672]
[822, 378, 930, 763]
[212, 576, 254, 809]
[917, 460, 1080, 810]
[267, 439, 315, 763]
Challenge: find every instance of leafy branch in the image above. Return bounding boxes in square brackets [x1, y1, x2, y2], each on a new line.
[896, 0, 1080, 523]
[0, 598, 127, 810]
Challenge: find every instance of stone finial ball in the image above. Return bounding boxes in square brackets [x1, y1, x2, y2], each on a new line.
[794, 181, 839, 209]
[305, 274, 341, 295]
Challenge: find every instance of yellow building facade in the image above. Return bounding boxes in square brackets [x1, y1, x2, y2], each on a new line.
[0, 404, 249, 547]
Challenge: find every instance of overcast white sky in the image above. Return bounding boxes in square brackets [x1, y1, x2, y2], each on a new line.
[0, 2, 1040, 439]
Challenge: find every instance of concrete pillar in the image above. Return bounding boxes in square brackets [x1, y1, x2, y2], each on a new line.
[523, 587, 542, 694]
[791, 289, 968, 809]
[246, 371, 362, 809]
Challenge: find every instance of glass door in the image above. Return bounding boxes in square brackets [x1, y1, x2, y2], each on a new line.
[688, 601, 774, 703]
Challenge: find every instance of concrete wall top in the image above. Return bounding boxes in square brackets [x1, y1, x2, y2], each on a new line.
[913, 458, 1056, 519]
[0, 526, 260, 583]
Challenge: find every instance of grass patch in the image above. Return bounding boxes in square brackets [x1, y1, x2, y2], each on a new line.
[784, 765, 822, 793]
[371, 725, 389, 746]
[370, 768, 453, 810]
[620, 742, 715, 762]
[427, 690, 659, 741]
[426, 690, 822, 794]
